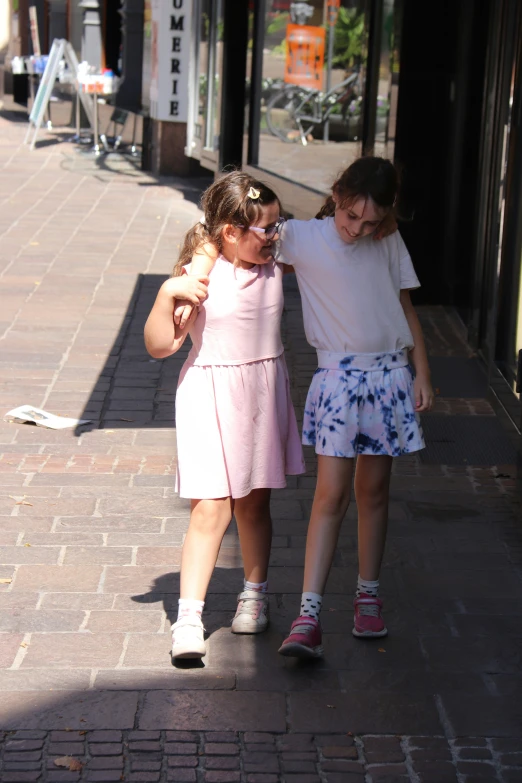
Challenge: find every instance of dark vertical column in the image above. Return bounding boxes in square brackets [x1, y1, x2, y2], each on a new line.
[47, 0, 67, 45]
[362, 0, 383, 155]
[104, 0, 122, 74]
[247, 0, 265, 166]
[393, 0, 458, 303]
[219, 0, 249, 169]
[116, 0, 143, 110]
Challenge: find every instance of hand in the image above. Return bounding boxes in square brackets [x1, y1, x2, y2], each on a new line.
[163, 274, 209, 306]
[413, 375, 434, 412]
[174, 299, 195, 329]
[374, 212, 398, 240]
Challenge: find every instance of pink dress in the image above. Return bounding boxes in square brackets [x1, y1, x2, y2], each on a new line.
[175, 255, 305, 499]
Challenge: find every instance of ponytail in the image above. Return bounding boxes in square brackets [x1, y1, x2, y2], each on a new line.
[173, 222, 209, 277]
[315, 195, 336, 220]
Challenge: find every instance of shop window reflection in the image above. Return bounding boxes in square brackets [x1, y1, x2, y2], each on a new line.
[255, 0, 402, 193]
[193, 0, 223, 160]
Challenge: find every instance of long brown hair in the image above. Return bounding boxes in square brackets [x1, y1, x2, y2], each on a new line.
[316, 156, 400, 220]
[173, 171, 280, 276]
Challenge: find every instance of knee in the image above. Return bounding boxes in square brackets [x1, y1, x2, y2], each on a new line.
[189, 501, 231, 536]
[356, 481, 388, 510]
[313, 485, 351, 518]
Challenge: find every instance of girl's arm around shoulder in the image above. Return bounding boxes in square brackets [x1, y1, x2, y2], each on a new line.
[400, 289, 434, 412]
[144, 276, 205, 359]
[174, 242, 219, 328]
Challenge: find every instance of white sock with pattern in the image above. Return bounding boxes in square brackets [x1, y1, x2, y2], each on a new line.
[177, 598, 204, 622]
[244, 579, 268, 593]
[356, 576, 379, 598]
[300, 592, 322, 621]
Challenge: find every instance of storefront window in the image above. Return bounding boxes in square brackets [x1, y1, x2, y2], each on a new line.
[249, 0, 400, 194]
[255, 1, 368, 192]
[374, 0, 401, 161]
[188, 0, 224, 169]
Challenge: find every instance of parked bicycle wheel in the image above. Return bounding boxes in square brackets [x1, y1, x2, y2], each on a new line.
[266, 86, 317, 144]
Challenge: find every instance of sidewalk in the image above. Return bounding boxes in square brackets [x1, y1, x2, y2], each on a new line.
[0, 104, 521, 783]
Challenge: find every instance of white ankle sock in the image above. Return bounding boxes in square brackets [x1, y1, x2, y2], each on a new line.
[356, 576, 379, 598]
[244, 579, 268, 593]
[300, 591, 322, 621]
[177, 598, 204, 622]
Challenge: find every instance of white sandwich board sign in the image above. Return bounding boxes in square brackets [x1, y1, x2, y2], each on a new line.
[25, 39, 94, 150]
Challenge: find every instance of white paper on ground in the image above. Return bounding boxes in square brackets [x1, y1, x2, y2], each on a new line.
[4, 405, 92, 430]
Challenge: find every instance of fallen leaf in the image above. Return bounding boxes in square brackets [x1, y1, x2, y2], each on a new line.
[20, 642, 28, 648]
[54, 756, 83, 772]
[105, 430, 115, 433]
[0, 578, 12, 584]
[29, 241, 40, 246]
[79, 730, 87, 735]
[378, 648, 386, 653]
[24, 543, 31, 547]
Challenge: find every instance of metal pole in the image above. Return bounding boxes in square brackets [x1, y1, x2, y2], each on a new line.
[323, 19, 334, 143]
[93, 93, 100, 154]
[75, 85, 81, 141]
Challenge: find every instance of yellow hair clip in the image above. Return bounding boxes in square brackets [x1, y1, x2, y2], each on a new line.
[248, 187, 260, 200]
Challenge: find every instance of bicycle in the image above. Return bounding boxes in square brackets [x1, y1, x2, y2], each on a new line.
[265, 70, 361, 146]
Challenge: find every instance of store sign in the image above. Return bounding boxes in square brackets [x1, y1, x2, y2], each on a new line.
[149, 0, 193, 123]
[284, 24, 325, 89]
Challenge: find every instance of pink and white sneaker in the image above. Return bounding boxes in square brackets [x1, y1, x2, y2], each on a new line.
[278, 616, 323, 658]
[352, 593, 388, 638]
[231, 590, 269, 634]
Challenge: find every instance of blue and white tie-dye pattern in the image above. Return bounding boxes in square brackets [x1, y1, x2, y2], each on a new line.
[302, 350, 425, 458]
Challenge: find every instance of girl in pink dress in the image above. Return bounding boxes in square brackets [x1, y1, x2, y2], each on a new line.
[144, 172, 305, 659]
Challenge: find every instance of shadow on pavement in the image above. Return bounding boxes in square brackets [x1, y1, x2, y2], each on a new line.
[75, 273, 185, 435]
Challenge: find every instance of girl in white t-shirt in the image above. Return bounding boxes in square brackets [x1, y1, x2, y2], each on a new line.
[182, 157, 433, 659]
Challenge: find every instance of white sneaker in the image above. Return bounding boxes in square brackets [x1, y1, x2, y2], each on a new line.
[171, 616, 206, 659]
[231, 590, 269, 634]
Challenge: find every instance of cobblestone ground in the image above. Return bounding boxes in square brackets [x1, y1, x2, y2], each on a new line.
[0, 102, 521, 783]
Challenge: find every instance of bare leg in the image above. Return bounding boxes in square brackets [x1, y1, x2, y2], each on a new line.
[180, 497, 234, 600]
[303, 455, 354, 595]
[354, 455, 393, 581]
[234, 488, 272, 584]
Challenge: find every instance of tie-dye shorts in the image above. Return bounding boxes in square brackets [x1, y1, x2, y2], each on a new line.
[302, 349, 425, 458]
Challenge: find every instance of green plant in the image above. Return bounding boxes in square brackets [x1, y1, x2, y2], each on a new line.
[331, 7, 365, 70]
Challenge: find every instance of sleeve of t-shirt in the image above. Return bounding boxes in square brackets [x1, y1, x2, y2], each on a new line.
[396, 231, 420, 290]
[278, 218, 303, 267]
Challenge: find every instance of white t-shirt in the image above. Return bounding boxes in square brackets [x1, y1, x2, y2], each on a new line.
[280, 217, 420, 354]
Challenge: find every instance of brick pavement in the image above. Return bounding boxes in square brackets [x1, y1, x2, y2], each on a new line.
[0, 102, 522, 782]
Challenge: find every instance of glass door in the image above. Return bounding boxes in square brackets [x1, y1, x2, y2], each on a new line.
[187, 0, 224, 171]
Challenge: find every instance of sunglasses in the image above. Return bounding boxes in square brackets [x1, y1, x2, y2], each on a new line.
[242, 217, 286, 241]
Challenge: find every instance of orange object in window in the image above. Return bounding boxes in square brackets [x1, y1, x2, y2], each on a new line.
[284, 24, 326, 89]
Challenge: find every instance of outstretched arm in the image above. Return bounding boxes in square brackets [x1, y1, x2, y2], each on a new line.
[174, 242, 219, 328]
[144, 275, 208, 359]
[400, 289, 434, 412]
